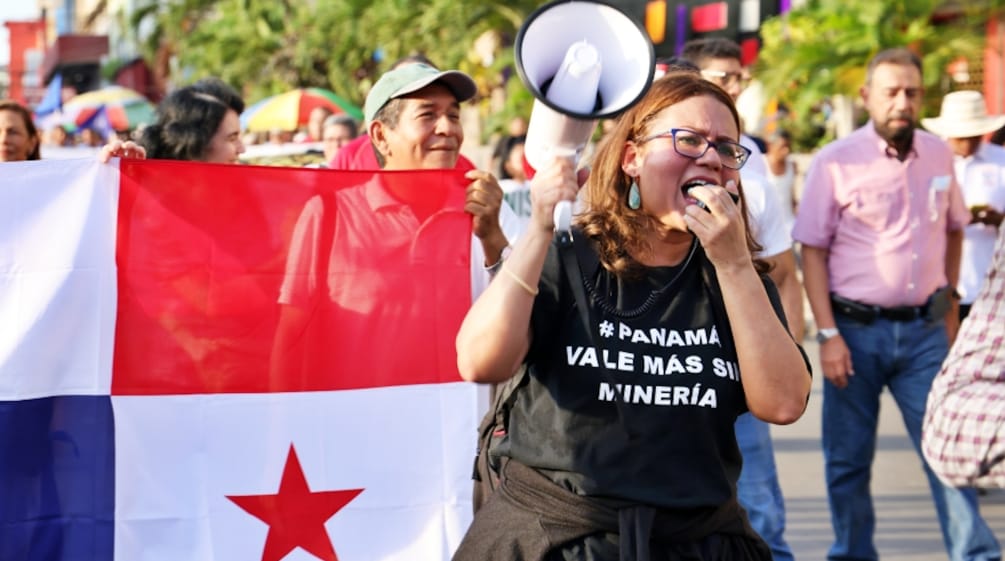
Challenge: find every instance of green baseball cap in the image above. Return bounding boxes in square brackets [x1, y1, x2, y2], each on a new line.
[364, 63, 477, 123]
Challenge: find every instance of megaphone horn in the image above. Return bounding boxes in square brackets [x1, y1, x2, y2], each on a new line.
[515, 0, 656, 233]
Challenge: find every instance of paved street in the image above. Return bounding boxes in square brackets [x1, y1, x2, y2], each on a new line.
[775, 338, 1005, 559]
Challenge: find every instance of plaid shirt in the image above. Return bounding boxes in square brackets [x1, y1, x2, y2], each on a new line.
[923, 226, 1005, 488]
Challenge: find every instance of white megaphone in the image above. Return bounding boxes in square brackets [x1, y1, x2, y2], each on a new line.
[515, 0, 655, 234]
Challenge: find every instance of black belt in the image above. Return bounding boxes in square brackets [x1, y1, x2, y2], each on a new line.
[831, 294, 928, 323]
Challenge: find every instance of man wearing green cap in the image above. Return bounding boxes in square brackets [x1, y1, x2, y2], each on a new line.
[363, 63, 521, 290]
[271, 64, 523, 379]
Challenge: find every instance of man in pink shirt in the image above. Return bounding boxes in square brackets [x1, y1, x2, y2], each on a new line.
[793, 48, 1000, 561]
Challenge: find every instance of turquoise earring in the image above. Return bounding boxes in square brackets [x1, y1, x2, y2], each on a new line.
[628, 179, 641, 210]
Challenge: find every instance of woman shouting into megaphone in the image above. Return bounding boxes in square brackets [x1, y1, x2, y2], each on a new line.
[453, 72, 812, 561]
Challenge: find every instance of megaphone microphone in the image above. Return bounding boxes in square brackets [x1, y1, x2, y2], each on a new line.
[515, 0, 655, 235]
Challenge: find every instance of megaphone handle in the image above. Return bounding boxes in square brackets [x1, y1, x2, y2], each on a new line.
[554, 200, 573, 235]
[552, 147, 580, 236]
[524, 152, 577, 236]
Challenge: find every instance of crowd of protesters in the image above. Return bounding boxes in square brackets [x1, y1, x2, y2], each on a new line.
[3, 34, 1005, 561]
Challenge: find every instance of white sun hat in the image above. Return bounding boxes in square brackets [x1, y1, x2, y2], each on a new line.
[921, 90, 1005, 139]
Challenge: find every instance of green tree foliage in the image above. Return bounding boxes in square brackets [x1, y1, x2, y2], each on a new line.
[131, 0, 541, 131]
[754, 0, 1002, 150]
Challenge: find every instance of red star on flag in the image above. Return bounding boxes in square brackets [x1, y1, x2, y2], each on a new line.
[227, 444, 364, 561]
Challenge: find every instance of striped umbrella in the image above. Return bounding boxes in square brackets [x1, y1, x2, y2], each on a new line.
[240, 88, 363, 132]
[62, 86, 157, 132]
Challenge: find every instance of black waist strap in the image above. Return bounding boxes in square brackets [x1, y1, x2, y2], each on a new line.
[831, 294, 927, 323]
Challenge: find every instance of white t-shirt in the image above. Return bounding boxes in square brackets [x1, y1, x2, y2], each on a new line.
[499, 178, 532, 233]
[741, 171, 792, 259]
[739, 133, 769, 178]
[737, 133, 792, 258]
[766, 159, 796, 235]
[955, 142, 1005, 304]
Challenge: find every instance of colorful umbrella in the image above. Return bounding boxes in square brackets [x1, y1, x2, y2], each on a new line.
[62, 86, 157, 132]
[240, 88, 363, 132]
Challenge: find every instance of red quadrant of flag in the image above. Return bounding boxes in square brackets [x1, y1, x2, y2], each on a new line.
[113, 160, 472, 395]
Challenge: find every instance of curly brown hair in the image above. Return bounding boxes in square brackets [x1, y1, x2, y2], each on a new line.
[578, 72, 766, 278]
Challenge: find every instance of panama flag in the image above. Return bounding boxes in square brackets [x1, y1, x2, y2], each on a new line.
[0, 158, 482, 561]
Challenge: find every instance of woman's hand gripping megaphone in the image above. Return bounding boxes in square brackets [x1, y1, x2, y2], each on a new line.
[529, 158, 589, 235]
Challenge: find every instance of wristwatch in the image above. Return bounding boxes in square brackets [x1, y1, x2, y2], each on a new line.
[816, 327, 840, 344]
[485, 245, 512, 278]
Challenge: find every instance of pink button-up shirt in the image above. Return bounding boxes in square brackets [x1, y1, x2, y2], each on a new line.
[793, 124, 969, 307]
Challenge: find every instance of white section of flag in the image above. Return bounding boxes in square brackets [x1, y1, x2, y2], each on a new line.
[0, 158, 118, 399]
[112, 382, 480, 561]
[0, 158, 487, 560]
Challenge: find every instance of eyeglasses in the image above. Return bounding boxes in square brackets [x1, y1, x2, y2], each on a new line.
[638, 128, 751, 170]
[700, 69, 749, 88]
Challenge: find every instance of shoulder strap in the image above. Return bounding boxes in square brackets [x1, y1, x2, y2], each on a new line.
[556, 228, 638, 439]
[479, 229, 588, 443]
[557, 229, 596, 336]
